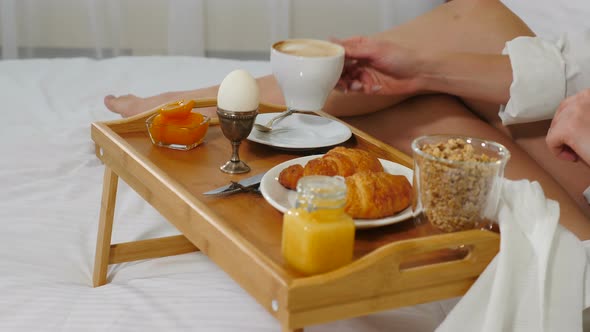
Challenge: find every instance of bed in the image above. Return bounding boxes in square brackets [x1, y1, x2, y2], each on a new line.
[0, 56, 458, 331]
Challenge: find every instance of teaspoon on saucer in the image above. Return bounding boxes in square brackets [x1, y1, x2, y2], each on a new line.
[254, 108, 294, 132]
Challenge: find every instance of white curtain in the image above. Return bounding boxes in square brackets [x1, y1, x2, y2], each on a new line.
[269, 0, 291, 44]
[0, 0, 442, 60]
[0, 0, 205, 59]
[1, 0, 16, 59]
[167, 0, 205, 57]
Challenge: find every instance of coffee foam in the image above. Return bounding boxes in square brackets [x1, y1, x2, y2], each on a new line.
[274, 39, 342, 57]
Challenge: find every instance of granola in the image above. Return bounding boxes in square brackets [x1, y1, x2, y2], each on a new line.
[416, 138, 498, 232]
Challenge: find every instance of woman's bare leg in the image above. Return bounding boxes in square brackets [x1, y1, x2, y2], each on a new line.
[345, 94, 590, 239]
[104, 76, 285, 118]
[324, 0, 534, 117]
[105, 0, 531, 118]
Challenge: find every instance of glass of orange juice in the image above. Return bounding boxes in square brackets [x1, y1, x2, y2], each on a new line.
[281, 176, 355, 275]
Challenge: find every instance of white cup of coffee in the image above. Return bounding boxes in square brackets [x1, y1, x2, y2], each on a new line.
[271, 39, 345, 111]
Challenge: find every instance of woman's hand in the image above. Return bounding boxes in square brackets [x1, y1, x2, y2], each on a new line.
[335, 36, 513, 104]
[335, 36, 425, 96]
[546, 89, 590, 165]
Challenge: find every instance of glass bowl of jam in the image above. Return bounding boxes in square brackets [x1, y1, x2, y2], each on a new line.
[146, 111, 210, 151]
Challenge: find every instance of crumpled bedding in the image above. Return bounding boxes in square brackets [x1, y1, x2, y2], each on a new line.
[0, 56, 454, 331]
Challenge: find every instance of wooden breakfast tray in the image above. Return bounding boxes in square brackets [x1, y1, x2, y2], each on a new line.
[90, 98, 499, 331]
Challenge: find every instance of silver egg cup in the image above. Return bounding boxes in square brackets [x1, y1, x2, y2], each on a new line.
[216, 107, 258, 174]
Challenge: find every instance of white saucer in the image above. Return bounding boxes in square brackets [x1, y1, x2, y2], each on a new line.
[260, 155, 414, 229]
[247, 113, 352, 150]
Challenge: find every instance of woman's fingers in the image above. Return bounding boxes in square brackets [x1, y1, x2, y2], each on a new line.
[335, 80, 348, 92]
[344, 58, 357, 65]
[546, 130, 568, 160]
[557, 146, 579, 162]
[546, 106, 578, 162]
[554, 94, 577, 119]
[337, 67, 386, 94]
[339, 36, 380, 60]
[350, 81, 363, 91]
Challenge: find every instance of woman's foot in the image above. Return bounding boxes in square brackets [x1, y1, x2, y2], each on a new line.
[104, 93, 177, 118]
[104, 94, 145, 118]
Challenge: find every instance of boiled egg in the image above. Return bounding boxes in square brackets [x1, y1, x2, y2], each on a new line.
[217, 69, 260, 112]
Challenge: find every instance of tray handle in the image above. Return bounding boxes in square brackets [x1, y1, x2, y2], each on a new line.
[287, 230, 499, 314]
[388, 230, 499, 288]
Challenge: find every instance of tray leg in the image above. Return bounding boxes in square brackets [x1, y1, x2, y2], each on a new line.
[93, 166, 119, 287]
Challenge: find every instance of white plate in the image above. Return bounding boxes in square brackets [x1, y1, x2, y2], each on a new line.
[260, 155, 414, 229]
[247, 113, 352, 150]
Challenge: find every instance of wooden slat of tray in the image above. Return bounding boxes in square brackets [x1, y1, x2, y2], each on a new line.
[91, 99, 499, 329]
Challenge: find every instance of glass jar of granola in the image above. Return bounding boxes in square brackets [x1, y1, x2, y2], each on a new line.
[411, 135, 510, 233]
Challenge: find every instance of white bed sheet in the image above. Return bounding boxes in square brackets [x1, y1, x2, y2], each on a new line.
[0, 56, 454, 331]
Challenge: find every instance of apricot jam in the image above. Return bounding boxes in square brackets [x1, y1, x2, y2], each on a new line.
[146, 100, 209, 150]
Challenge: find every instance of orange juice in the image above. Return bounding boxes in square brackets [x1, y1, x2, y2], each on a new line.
[281, 176, 355, 275]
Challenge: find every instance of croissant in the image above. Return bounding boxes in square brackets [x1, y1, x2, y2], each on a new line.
[278, 147, 384, 189]
[303, 157, 339, 177]
[326, 147, 384, 174]
[278, 164, 304, 190]
[345, 171, 412, 219]
[277, 147, 411, 218]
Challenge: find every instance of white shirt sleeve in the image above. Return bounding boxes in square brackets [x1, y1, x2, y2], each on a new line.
[583, 240, 590, 311]
[499, 37, 566, 125]
[561, 31, 590, 98]
[499, 33, 590, 125]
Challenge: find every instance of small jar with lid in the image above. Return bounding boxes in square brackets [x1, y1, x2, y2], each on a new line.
[281, 175, 355, 275]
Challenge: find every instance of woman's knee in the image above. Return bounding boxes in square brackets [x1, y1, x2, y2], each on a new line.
[373, 0, 532, 55]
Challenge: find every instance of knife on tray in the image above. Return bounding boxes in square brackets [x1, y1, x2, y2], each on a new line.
[203, 172, 265, 196]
